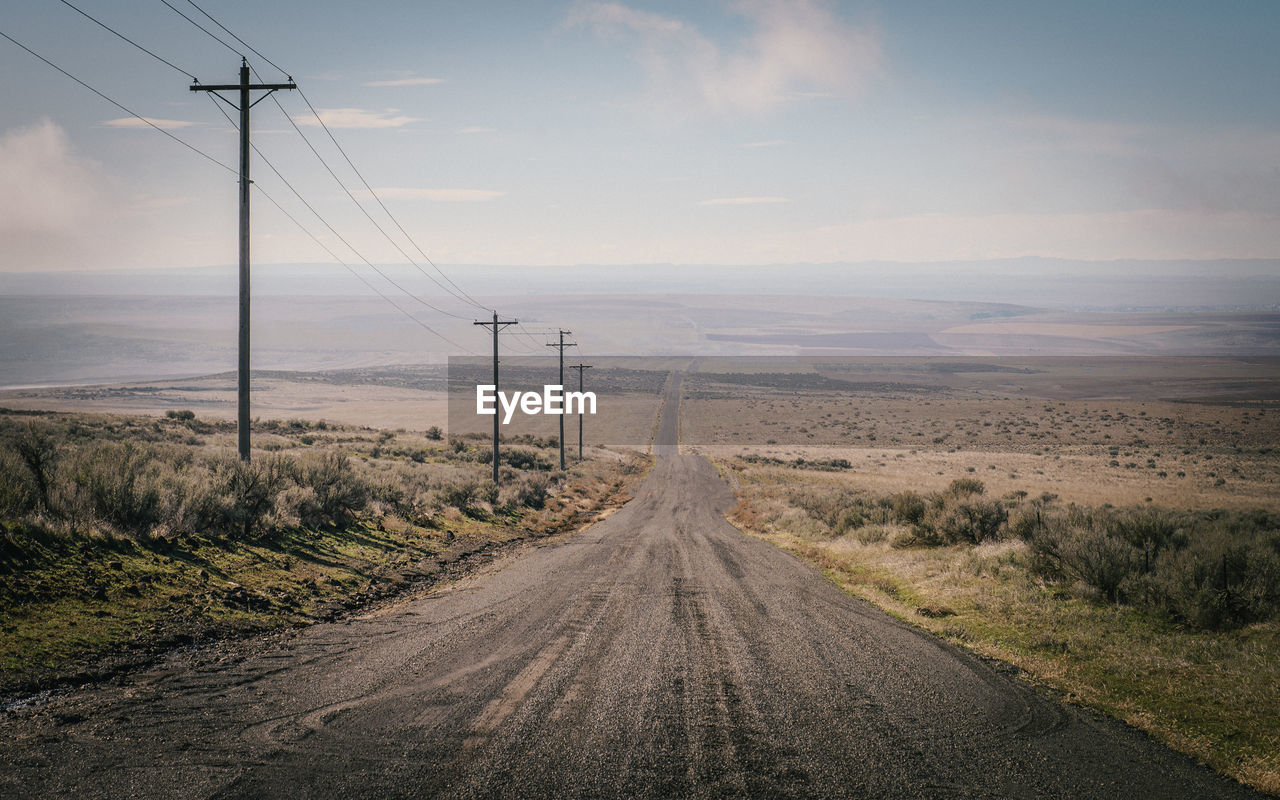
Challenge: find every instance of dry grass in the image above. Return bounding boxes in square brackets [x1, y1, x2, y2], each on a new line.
[684, 375, 1280, 512]
[0, 407, 650, 698]
[725, 461, 1280, 795]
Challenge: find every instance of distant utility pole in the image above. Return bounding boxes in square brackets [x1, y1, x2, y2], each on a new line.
[546, 330, 576, 470]
[474, 311, 519, 485]
[569, 363, 592, 462]
[191, 60, 296, 461]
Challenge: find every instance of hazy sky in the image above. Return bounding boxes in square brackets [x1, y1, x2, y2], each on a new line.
[2, 0, 1279, 273]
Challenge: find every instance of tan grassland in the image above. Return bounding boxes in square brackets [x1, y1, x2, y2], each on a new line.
[698, 357, 1280, 795]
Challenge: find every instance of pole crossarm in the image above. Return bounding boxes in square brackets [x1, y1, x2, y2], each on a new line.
[194, 82, 297, 92]
[474, 320, 520, 334]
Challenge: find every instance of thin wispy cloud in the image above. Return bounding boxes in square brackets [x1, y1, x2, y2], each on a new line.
[744, 139, 786, 148]
[566, 0, 880, 117]
[101, 117, 200, 130]
[456, 126, 496, 134]
[294, 108, 420, 129]
[698, 196, 791, 206]
[363, 76, 445, 87]
[368, 188, 505, 202]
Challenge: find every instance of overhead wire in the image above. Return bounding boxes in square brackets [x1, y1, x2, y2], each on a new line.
[6, 11, 477, 355]
[158, 0, 491, 344]
[0, 27, 236, 176]
[255, 183, 475, 354]
[183, 0, 289, 78]
[157, 0, 243, 59]
[502, 333, 538, 355]
[262, 92, 479, 319]
[160, 3, 559, 346]
[293, 86, 489, 310]
[161, 0, 491, 313]
[57, 0, 197, 81]
[516, 328, 548, 350]
[204, 95, 478, 350]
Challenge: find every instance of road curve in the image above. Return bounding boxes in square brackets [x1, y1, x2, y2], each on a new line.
[0, 373, 1263, 799]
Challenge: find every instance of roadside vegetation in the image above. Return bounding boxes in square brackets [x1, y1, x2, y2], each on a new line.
[725, 461, 1280, 795]
[0, 408, 647, 699]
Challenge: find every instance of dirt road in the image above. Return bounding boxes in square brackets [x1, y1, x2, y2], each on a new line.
[0, 374, 1263, 798]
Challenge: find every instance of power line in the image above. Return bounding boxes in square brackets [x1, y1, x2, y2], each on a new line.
[272, 92, 489, 313]
[1, 18, 475, 359]
[205, 95, 478, 335]
[263, 94, 477, 317]
[57, 0, 197, 81]
[183, 0, 289, 78]
[157, 0, 243, 60]
[501, 333, 538, 355]
[293, 87, 489, 310]
[0, 27, 235, 175]
[518, 328, 545, 346]
[256, 183, 475, 354]
[164, 0, 489, 313]
[204, 97, 474, 353]
[514, 327, 550, 352]
[165, 2, 504, 323]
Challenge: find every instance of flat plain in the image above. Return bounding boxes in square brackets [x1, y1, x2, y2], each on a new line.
[681, 356, 1280, 511]
[2, 352, 1278, 795]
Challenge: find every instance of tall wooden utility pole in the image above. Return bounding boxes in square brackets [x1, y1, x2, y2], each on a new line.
[569, 363, 592, 462]
[474, 312, 519, 485]
[191, 60, 296, 461]
[546, 330, 575, 470]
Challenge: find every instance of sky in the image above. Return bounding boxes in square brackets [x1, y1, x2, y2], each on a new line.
[1, 0, 1279, 275]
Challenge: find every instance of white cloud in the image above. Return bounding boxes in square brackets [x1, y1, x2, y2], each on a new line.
[744, 139, 786, 148]
[101, 117, 200, 130]
[294, 108, 420, 129]
[456, 126, 496, 134]
[0, 120, 105, 237]
[368, 187, 505, 202]
[363, 76, 445, 87]
[698, 196, 791, 206]
[566, 0, 880, 116]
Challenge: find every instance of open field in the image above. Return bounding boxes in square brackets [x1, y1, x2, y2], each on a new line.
[0, 361, 674, 446]
[0, 369, 451, 430]
[682, 357, 1280, 511]
[697, 357, 1280, 794]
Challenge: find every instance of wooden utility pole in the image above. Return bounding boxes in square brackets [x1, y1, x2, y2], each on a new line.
[191, 60, 296, 461]
[546, 330, 575, 470]
[474, 312, 519, 485]
[569, 363, 592, 462]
